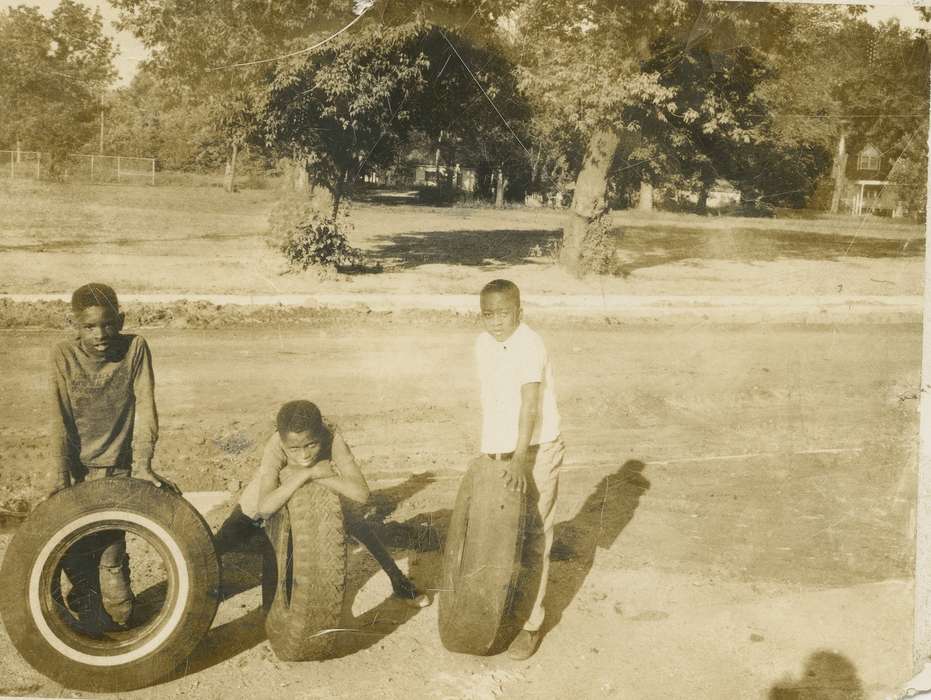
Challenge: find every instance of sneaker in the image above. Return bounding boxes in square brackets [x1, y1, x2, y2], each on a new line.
[391, 575, 431, 608]
[506, 629, 541, 660]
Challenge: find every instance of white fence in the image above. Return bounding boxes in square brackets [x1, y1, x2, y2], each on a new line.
[0, 151, 41, 180]
[69, 154, 156, 185]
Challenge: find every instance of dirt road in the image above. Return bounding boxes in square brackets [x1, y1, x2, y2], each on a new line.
[0, 315, 921, 698]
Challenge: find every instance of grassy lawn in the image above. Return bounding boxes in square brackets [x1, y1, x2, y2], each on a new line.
[0, 180, 923, 297]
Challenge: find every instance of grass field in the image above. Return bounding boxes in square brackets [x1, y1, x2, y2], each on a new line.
[0, 181, 923, 298]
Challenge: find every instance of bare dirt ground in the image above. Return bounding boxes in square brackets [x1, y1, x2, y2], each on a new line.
[0, 312, 920, 699]
[0, 182, 923, 298]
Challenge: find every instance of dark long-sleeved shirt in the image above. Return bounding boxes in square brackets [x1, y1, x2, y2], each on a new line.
[50, 334, 158, 479]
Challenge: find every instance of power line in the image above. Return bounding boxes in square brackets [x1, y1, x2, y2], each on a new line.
[437, 28, 531, 158]
[207, 7, 372, 72]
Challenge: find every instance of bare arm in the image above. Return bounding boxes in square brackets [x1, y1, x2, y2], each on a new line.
[254, 465, 318, 520]
[500, 382, 541, 493]
[311, 432, 370, 504]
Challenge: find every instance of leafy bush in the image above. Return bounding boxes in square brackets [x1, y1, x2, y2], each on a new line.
[269, 197, 365, 271]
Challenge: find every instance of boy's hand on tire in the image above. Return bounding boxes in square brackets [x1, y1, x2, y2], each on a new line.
[500, 456, 529, 493]
[134, 466, 183, 495]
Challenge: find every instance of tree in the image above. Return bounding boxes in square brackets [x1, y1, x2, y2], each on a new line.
[254, 21, 531, 212]
[0, 1, 116, 174]
[621, 32, 831, 213]
[750, 9, 929, 214]
[111, 0, 355, 191]
[512, 0, 707, 272]
[406, 27, 532, 205]
[257, 21, 430, 213]
[831, 18, 929, 217]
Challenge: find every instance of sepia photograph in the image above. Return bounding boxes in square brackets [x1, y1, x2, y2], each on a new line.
[0, 0, 929, 697]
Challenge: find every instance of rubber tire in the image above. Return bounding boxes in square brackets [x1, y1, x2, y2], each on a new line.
[262, 482, 347, 661]
[438, 456, 527, 655]
[0, 479, 220, 692]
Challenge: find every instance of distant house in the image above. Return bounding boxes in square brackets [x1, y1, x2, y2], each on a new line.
[678, 178, 742, 209]
[706, 179, 741, 209]
[838, 141, 907, 217]
[413, 163, 477, 192]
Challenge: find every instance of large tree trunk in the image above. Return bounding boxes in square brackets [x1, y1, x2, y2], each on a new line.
[288, 156, 310, 192]
[494, 167, 506, 208]
[829, 124, 849, 214]
[560, 129, 622, 274]
[638, 180, 654, 211]
[697, 186, 709, 214]
[224, 141, 238, 193]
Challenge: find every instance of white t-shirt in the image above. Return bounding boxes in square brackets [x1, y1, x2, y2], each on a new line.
[475, 322, 560, 454]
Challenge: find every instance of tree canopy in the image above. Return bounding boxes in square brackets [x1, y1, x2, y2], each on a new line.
[0, 0, 116, 172]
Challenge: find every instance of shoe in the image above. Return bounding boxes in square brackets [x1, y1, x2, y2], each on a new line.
[99, 563, 135, 628]
[507, 629, 541, 660]
[391, 575, 431, 608]
[401, 592, 431, 608]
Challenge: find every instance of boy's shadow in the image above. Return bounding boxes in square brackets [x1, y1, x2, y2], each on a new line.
[769, 651, 864, 700]
[176, 473, 447, 675]
[536, 460, 650, 636]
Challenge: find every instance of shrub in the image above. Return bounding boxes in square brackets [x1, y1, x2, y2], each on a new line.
[269, 197, 365, 271]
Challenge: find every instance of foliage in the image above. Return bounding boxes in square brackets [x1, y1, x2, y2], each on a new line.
[621, 31, 833, 211]
[0, 1, 116, 174]
[110, 0, 354, 183]
[269, 196, 366, 271]
[258, 22, 430, 212]
[100, 67, 278, 173]
[406, 27, 532, 201]
[256, 21, 534, 210]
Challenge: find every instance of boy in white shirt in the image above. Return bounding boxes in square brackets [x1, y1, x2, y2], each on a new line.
[475, 279, 564, 660]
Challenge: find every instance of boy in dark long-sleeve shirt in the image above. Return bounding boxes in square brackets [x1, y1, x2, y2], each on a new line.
[50, 283, 176, 629]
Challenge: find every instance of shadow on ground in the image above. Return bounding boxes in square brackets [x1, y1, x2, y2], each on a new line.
[613, 225, 924, 277]
[354, 189, 419, 206]
[369, 229, 562, 269]
[539, 460, 650, 640]
[366, 222, 923, 276]
[769, 650, 865, 700]
[177, 473, 447, 676]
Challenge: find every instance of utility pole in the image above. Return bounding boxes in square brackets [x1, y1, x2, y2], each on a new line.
[99, 93, 104, 154]
[829, 119, 849, 214]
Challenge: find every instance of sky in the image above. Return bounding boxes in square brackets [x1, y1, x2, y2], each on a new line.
[0, 0, 928, 86]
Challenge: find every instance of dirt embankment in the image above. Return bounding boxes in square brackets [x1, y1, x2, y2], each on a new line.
[0, 299, 481, 331]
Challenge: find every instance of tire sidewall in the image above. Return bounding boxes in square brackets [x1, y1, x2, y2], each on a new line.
[0, 479, 220, 691]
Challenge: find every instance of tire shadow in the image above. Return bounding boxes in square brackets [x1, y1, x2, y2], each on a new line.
[539, 460, 650, 638]
[168, 545, 267, 679]
[332, 498, 451, 658]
